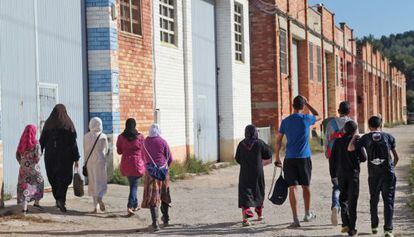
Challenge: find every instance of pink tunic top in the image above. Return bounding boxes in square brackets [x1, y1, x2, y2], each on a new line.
[116, 134, 146, 177]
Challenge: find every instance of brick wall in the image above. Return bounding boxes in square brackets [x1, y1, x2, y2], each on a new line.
[250, 2, 405, 136]
[250, 1, 279, 130]
[117, 0, 154, 134]
[288, 0, 306, 25]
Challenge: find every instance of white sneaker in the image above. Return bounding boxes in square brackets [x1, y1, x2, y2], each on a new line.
[331, 207, 339, 226]
[303, 212, 316, 222]
[384, 231, 394, 237]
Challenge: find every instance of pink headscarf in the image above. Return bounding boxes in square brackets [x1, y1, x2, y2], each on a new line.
[17, 124, 38, 155]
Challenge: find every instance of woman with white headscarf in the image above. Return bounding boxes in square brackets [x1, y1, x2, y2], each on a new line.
[141, 124, 173, 232]
[84, 117, 109, 213]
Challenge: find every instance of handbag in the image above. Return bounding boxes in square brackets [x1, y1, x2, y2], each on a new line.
[83, 133, 102, 177]
[268, 166, 288, 205]
[73, 170, 84, 197]
[143, 144, 169, 181]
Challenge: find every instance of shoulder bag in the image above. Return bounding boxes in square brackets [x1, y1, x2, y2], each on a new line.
[143, 144, 169, 181]
[83, 133, 102, 177]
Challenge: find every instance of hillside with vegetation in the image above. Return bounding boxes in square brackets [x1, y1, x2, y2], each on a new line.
[359, 31, 414, 112]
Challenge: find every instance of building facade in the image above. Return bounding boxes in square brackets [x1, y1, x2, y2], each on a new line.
[250, 0, 406, 135]
[0, 0, 407, 204]
[85, 0, 253, 165]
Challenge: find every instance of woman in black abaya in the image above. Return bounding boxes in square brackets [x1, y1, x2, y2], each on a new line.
[235, 125, 273, 226]
[39, 104, 80, 212]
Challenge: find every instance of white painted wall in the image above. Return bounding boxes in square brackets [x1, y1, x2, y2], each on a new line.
[153, 0, 192, 150]
[216, 0, 252, 155]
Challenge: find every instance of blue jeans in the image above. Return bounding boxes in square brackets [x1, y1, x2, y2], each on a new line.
[332, 178, 340, 209]
[127, 176, 140, 209]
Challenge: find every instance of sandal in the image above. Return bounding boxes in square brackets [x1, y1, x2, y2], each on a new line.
[242, 219, 251, 227]
[33, 203, 43, 210]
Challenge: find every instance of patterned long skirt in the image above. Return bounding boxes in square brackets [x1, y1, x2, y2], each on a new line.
[141, 173, 171, 208]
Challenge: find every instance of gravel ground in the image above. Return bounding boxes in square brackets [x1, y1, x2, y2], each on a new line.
[1, 125, 414, 237]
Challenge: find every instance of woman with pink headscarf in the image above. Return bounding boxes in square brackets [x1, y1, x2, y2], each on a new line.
[16, 124, 44, 213]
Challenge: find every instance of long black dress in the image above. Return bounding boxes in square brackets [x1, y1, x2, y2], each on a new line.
[40, 129, 80, 204]
[235, 139, 273, 208]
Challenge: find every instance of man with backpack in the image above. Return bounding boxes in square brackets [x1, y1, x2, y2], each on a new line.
[324, 101, 353, 226]
[348, 116, 400, 237]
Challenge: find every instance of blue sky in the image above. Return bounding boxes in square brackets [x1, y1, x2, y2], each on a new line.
[308, 0, 414, 38]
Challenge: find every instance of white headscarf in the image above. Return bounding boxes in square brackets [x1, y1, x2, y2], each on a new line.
[89, 117, 103, 133]
[149, 123, 161, 137]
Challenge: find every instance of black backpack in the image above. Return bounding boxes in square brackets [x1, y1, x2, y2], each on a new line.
[365, 132, 392, 176]
[268, 167, 288, 205]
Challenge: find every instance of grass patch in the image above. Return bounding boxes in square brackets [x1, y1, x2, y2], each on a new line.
[109, 157, 213, 184]
[108, 168, 129, 186]
[170, 156, 212, 181]
[3, 192, 12, 201]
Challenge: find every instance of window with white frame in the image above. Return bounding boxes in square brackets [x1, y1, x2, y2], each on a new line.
[279, 29, 288, 74]
[234, 2, 244, 62]
[309, 42, 314, 81]
[120, 0, 142, 35]
[160, 0, 176, 45]
[316, 45, 322, 82]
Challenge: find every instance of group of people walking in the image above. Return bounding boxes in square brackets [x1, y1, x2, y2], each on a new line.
[13, 99, 401, 236]
[236, 96, 400, 237]
[15, 104, 172, 231]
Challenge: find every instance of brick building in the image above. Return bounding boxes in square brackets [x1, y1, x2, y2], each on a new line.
[0, 0, 408, 204]
[86, 0, 253, 164]
[250, 0, 405, 135]
[356, 41, 406, 131]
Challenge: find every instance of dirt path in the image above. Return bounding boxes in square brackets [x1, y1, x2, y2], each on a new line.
[1, 125, 414, 236]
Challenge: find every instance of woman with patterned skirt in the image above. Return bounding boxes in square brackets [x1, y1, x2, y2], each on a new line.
[141, 124, 173, 232]
[16, 124, 44, 213]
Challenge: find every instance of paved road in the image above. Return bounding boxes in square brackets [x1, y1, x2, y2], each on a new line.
[1, 125, 414, 236]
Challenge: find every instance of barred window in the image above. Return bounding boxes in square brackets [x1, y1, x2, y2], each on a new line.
[160, 0, 176, 44]
[120, 0, 142, 35]
[279, 29, 288, 74]
[309, 42, 314, 81]
[234, 2, 244, 62]
[316, 45, 322, 82]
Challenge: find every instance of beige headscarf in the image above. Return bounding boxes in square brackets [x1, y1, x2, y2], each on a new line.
[89, 117, 103, 134]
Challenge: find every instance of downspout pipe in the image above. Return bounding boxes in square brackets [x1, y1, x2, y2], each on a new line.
[182, 0, 192, 159]
[151, 1, 158, 123]
[214, 2, 220, 162]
